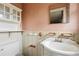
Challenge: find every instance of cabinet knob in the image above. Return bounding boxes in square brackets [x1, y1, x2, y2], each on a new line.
[0, 49, 4, 51]
[29, 45, 36, 48]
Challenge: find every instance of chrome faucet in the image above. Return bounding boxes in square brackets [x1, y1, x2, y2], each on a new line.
[39, 32, 56, 43]
[54, 38, 62, 42]
[54, 34, 64, 42]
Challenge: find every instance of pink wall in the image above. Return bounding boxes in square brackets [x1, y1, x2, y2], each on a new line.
[77, 4, 79, 32]
[22, 3, 78, 32]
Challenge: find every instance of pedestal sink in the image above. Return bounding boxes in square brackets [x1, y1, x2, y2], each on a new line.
[41, 37, 79, 56]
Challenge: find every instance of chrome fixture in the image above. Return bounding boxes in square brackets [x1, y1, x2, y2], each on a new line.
[39, 32, 56, 42]
[54, 33, 73, 42]
[54, 34, 64, 42]
[36, 32, 73, 44]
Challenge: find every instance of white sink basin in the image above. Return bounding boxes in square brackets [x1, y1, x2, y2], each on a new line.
[41, 38, 79, 55]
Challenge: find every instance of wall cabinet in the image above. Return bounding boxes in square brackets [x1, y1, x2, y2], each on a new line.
[0, 31, 22, 56]
[0, 3, 22, 31]
[0, 3, 22, 23]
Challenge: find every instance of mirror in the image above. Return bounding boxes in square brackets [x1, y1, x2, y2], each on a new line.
[49, 4, 70, 24]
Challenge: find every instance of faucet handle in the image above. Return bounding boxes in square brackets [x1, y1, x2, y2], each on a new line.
[47, 32, 56, 36]
[58, 33, 64, 38]
[60, 33, 64, 36]
[59, 33, 74, 41]
[38, 32, 42, 37]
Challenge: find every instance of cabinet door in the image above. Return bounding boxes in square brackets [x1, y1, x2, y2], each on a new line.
[0, 41, 20, 56]
[10, 32, 22, 55]
[0, 33, 9, 41]
[4, 6, 10, 20]
[0, 4, 22, 23]
[16, 32, 22, 55]
[23, 33, 30, 55]
[11, 7, 21, 22]
[11, 9, 18, 22]
[23, 32, 44, 56]
[23, 35, 34, 56]
[0, 4, 4, 11]
[37, 43, 44, 56]
[0, 4, 4, 18]
[17, 11, 21, 22]
[23, 33, 38, 56]
[28, 35, 38, 56]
